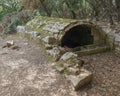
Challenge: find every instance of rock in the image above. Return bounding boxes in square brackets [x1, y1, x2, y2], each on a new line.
[57, 47, 66, 55]
[6, 40, 14, 47]
[60, 52, 77, 61]
[67, 67, 80, 75]
[42, 36, 57, 44]
[79, 60, 85, 67]
[16, 26, 25, 33]
[26, 31, 41, 37]
[2, 40, 14, 48]
[115, 34, 120, 42]
[66, 68, 93, 91]
[46, 47, 60, 57]
[66, 58, 79, 67]
[17, 26, 41, 38]
[57, 47, 73, 58]
[52, 63, 65, 73]
[54, 65, 65, 73]
[45, 44, 53, 50]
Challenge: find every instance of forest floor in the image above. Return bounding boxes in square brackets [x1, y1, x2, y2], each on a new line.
[77, 52, 120, 96]
[0, 35, 120, 96]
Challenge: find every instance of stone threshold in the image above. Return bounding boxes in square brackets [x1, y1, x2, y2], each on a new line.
[74, 45, 110, 56]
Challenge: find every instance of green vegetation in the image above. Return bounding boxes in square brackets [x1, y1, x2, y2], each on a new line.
[0, 0, 120, 34]
[1, 0, 120, 23]
[0, 0, 20, 21]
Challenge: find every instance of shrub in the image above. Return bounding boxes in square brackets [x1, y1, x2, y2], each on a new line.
[1, 10, 33, 34]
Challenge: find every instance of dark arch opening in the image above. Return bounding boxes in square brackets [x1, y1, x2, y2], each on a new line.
[61, 25, 94, 48]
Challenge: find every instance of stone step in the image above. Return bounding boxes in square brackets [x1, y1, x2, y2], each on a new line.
[75, 45, 110, 56]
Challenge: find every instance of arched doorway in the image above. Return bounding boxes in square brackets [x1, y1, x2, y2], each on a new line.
[61, 25, 94, 48]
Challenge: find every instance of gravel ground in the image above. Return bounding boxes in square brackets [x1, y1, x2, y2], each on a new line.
[0, 35, 120, 96]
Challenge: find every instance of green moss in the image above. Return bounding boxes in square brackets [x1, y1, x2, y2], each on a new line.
[38, 44, 55, 62]
[36, 24, 45, 32]
[62, 68, 69, 75]
[26, 16, 75, 32]
[34, 16, 73, 23]
[54, 63, 63, 67]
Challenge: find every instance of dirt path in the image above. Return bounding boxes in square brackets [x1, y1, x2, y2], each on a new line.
[0, 35, 76, 96]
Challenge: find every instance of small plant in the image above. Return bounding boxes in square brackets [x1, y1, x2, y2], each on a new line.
[5, 19, 21, 34]
[62, 68, 69, 75]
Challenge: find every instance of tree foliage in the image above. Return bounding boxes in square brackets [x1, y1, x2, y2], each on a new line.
[0, 0, 21, 21]
[1, 0, 120, 25]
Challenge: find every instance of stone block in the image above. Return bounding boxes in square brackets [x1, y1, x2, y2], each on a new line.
[60, 52, 77, 61]
[26, 31, 41, 37]
[52, 63, 65, 73]
[42, 36, 57, 44]
[76, 46, 109, 56]
[46, 47, 60, 58]
[54, 65, 65, 73]
[17, 26, 25, 33]
[66, 68, 93, 91]
[67, 67, 80, 75]
[115, 34, 120, 42]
